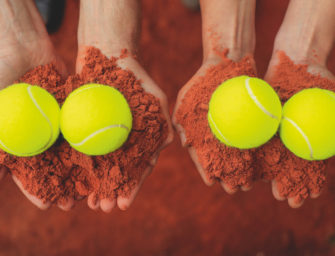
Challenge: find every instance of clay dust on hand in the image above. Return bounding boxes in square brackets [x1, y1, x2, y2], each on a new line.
[0, 47, 168, 206]
[175, 51, 257, 191]
[176, 50, 332, 204]
[257, 51, 332, 205]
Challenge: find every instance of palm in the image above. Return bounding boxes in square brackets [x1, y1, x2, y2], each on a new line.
[0, 38, 70, 210]
[265, 51, 334, 208]
[173, 56, 257, 194]
[77, 54, 173, 212]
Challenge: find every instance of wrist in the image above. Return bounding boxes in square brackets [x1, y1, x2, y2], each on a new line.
[201, 0, 256, 62]
[273, 0, 335, 66]
[78, 0, 140, 58]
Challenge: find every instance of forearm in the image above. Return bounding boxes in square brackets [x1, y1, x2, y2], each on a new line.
[200, 0, 256, 62]
[0, 0, 47, 44]
[274, 0, 335, 65]
[78, 0, 140, 57]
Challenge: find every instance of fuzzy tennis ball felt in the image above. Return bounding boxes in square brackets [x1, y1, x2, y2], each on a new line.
[280, 88, 335, 160]
[0, 83, 60, 156]
[208, 75, 282, 149]
[60, 84, 132, 155]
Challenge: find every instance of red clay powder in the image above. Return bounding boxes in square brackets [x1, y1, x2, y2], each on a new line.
[0, 47, 168, 205]
[175, 51, 257, 191]
[257, 51, 333, 204]
[176, 50, 332, 204]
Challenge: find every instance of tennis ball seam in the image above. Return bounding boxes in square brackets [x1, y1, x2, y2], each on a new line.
[69, 124, 130, 146]
[0, 85, 53, 156]
[283, 116, 313, 160]
[68, 84, 104, 99]
[208, 112, 231, 145]
[324, 89, 335, 101]
[245, 78, 280, 121]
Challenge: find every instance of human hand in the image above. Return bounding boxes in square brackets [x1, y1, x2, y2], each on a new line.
[0, 0, 71, 210]
[77, 0, 173, 212]
[173, 0, 257, 193]
[264, 0, 335, 208]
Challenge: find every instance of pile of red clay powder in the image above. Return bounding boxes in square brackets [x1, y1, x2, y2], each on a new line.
[176, 50, 335, 205]
[176, 51, 257, 191]
[0, 47, 168, 205]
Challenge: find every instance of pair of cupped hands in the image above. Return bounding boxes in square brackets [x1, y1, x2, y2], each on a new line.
[0, 0, 334, 212]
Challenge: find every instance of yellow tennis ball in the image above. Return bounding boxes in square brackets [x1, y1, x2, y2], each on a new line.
[208, 75, 282, 149]
[0, 83, 60, 156]
[60, 84, 132, 155]
[280, 88, 335, 160]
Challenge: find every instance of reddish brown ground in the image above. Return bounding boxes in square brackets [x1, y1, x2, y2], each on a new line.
[1, 0, 335, 255]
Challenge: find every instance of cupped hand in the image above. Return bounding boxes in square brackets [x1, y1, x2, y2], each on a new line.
[0, 0, 70, 210]
[79, 54, 173, 212]
[173, 0, 256, 193]
[173, 55, 257, 194]
[265, 0, 335, 208]
[266, 51, 334, 208]
[77, 0, 173, 212]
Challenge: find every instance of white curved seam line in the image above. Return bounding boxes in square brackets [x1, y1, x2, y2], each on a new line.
[284, 116, 313, 160]
[0, 138, 22, 155]
[245, 78, 278, 120]
[70, 124, 130, 147]
[208, 112, 231, 144]
[27, 86, 53, 152]
[69, 84, 103, 98]
[0, 86, 53, 156]
[324, 90, 335, 101]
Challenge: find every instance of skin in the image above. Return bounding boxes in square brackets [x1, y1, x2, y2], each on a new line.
[173, 0, 257, 193]
[0, 0, 173, 212]
[1, 0, 334, 210]
[78, 0, 173, 212]
[173, 0, 335, 208]
[0, 0, 69, 210]
[0, 0, 67, 88]
[266, 0, 335, 208]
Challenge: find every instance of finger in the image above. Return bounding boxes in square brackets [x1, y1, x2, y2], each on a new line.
[241, 184, 253, 192]
[87, 193, 100, 211]
[174, 122, 188, 147]
[100, 198, 116, 213]
[310, 192, 321, 199]
[271, 180, 286, 201]
[220, 181, 238, 195]
[188, 147, 215, 186]
[57, 198, 74, 211]
[150, 153, 159, 166]
[12, 175, 51, 210]
[288, 197, 304, 209]
[117, 167, 152, 210]
[156, 92, 174, 150]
